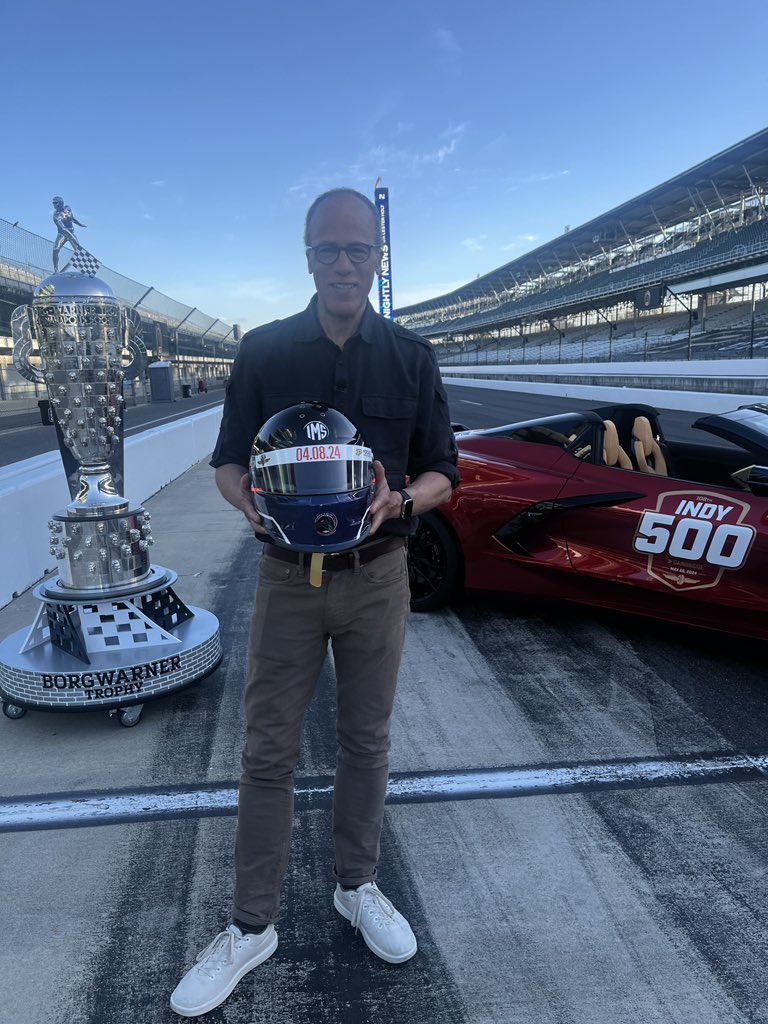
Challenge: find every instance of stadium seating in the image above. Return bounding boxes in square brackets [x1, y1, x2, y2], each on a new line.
[415, 219, 768, 342]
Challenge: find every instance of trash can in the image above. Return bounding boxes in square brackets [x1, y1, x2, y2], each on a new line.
[182, 383, 192, 398]
[38, 399, 54, 426]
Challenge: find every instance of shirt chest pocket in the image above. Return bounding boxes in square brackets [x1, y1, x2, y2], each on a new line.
[361, 394, 417, 477]
[361, 395, 417, 420]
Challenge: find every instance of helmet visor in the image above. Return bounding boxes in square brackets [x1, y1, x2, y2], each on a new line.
[250, 443, 373, 496]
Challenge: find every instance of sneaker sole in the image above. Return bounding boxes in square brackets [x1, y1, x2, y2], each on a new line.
[170, 930, 278, 1017]
[334, 893, 417, 965]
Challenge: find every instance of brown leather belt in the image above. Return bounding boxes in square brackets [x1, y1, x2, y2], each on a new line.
[263, 535, 405, 572]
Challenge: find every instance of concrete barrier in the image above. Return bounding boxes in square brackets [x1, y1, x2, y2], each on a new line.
[441, 357, 768, 381]
[0, 406, 222, 609]
[440, 359, 768, 413]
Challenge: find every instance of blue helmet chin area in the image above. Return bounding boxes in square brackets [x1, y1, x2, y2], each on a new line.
[253, 489, 373, 552]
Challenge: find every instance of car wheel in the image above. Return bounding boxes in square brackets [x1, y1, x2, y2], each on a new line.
[408, 512, 461, 612]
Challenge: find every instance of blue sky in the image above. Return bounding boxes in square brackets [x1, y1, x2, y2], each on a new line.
[3, 0, 767, 330]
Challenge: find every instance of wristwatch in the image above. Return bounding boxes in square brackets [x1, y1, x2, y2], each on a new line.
[397, 489, 414, 520]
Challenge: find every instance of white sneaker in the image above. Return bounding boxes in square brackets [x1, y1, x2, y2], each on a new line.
[334, 882, 417, 964]
[170, 924, 277, 1017]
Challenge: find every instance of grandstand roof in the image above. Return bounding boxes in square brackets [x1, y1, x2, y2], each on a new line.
[396, 127, 768, 316]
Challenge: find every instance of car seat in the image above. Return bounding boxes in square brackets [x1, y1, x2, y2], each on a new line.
[602, 419, 632, 469]
[632, 416, 668, 475]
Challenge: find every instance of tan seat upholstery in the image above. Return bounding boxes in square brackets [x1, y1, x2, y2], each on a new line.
[602, 419, 632, 469]
[632, 416, 668, 475]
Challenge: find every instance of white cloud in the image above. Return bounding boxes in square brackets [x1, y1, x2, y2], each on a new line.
[433, 27, 461, 56]
[436, 26, 460, 54]
[286, 123, 470, 196]
[418, 123, 468, 166]
[151, 180, 165, 187]
[506, 170, 571, 189]
[431, 27, 462, 74]
[461, 235, 487, 252]
[142, 212, 153, 221]
[502, 233, 539, 252]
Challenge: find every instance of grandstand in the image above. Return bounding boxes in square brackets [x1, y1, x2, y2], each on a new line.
[0, 218, 240, 401]
[396, 128, 768, 378]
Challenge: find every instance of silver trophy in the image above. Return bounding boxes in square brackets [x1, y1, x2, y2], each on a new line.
[13, 272, 151, 589]
[0, 237, 221, 727]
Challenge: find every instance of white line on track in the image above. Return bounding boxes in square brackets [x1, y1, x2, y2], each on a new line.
[3, 751, 768, 833]
[459, 399, 483, 405]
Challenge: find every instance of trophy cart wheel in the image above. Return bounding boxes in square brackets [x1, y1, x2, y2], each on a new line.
[117, 705, 143, 728]
[2, 702, 27, 720]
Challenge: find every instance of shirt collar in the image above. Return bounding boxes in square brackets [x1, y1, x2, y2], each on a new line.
[295, 294, 378, 345]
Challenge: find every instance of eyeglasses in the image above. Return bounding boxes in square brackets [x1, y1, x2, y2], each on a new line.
[306, 243, 379, 265]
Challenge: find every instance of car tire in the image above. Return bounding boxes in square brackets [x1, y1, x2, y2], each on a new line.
[408, 511, 461, 612]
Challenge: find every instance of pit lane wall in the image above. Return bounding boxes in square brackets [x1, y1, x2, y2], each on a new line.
[0, 406, 222, 609]
[439, 357, 768, 413]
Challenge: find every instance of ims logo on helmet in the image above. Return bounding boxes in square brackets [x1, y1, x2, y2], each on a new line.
[305, 420, 329, 441]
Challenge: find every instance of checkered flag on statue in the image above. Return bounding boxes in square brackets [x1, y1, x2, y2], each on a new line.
[68, 246, 101, 277]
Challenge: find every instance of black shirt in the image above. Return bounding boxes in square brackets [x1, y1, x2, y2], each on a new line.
[210, 296, 460, 537]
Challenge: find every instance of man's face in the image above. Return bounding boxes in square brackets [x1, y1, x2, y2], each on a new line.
[306, 195, 381, 323]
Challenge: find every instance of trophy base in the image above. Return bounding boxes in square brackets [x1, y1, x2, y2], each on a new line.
[0, 565, 222, 724]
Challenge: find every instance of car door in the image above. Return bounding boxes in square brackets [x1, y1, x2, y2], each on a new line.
[557, 459, 768, 629]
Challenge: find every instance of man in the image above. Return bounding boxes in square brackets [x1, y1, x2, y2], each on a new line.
[51, 196, 86, 272]
[171, 188, 459, 1018]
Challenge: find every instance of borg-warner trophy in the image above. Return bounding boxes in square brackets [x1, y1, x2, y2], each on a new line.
[0, 241, 222, 727]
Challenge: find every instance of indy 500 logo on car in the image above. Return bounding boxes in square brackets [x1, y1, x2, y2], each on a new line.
[632, 490, 755, 591]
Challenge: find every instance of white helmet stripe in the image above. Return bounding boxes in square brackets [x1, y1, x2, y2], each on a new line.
[252, 444, 372, 468]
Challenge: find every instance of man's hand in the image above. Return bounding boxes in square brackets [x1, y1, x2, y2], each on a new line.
[368, 460, 401, 535]
[215, 464, 268, 534]
[368, 464, 454, 535]
[238, 472, 268, 534]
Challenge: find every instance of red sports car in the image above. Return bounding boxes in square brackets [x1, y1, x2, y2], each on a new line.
[407, 402, 768, 640]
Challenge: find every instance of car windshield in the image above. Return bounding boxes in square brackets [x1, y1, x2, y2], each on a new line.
[694, 405, 768, 462]
[710, 406, 768, 442]
[479, 413, 595, 452]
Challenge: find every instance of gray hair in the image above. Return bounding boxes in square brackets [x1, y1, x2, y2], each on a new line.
[303, 188, 380, 247]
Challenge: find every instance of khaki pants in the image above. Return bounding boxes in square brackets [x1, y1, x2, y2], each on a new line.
[233, 542, 410, 928]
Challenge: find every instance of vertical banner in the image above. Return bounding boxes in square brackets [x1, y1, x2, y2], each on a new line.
[374, 181, 394, 319]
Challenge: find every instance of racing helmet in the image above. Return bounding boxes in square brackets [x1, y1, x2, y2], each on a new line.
[249, 401, 374, 552]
